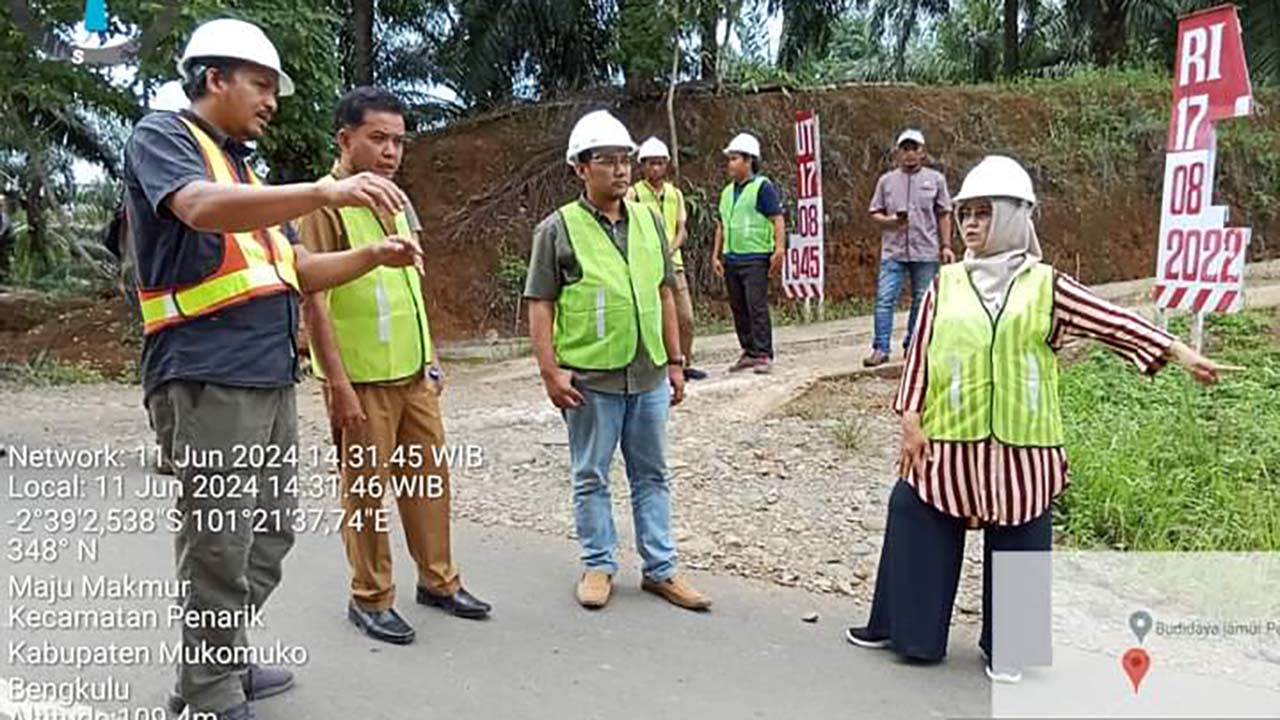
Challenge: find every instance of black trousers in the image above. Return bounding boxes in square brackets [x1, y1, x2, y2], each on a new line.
[865, 481, 1052, 664]
[725, 258, 773, 358]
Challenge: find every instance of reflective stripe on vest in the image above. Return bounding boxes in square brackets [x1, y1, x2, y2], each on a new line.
[718, 176, 774, 255]
[632, 180, 684, 269]
[554, 201, 667, 370]
[311, 207, 435, 383]
[922, 263, 1064, 446]
[137, 118, 299, 335]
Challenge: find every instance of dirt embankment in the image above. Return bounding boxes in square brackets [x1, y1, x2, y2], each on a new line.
[402, 82, 1280, 340]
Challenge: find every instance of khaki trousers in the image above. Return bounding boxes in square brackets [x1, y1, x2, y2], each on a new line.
[674, 268, 696, 362]
[333, 376, 459, 610]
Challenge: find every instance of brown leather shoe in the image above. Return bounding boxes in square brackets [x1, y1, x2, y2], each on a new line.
[862, 350, 889, 368]
[576, 570, 612, 609]
[641, 574, 712, 611]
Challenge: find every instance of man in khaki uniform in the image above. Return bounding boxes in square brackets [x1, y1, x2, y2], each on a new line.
[626, 137, 706, 380]
[300, 87, 490, 645]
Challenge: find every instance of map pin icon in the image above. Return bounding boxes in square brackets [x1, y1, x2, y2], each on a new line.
[1129, 610, 1152, 644]
[1122, 648, 1151, 693]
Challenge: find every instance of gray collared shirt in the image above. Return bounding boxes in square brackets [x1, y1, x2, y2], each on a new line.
[524, 197, 676, 395]
[869, 166, 952, 262]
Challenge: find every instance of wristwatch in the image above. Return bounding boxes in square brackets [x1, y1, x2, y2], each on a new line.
[667, 357, 686, 367]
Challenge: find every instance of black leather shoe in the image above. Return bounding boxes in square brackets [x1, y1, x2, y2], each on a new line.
[416, 586, 491, 619]
[348, 601, 416, 644]
[166, 664, 293, 714]
[683, 367, 708, 381]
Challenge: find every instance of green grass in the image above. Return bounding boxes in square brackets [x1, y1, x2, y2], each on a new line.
[1056, 310, 1280, 551]
[0, 352, 107, 386]
[832, 416, 873, 453]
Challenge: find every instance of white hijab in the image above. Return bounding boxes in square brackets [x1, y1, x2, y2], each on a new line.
[962, 198, 1043, 316]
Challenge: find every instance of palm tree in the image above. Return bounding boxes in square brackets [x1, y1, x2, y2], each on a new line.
[771, 0, 849, 71]
[856, 0, 952, 78]
[1003, 0, 1019, 76]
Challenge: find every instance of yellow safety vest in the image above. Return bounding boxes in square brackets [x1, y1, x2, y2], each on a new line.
[922, 263, 1064, 446]
[137, 117, 299, 335]
[312, 207, 435, 383]
[554, 201, 667, 369]
[632, 180, 684, 269]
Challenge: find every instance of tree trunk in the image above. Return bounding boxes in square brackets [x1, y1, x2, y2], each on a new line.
[350, 0, 375, 86]
[718, 0, 743, 91]
[667, 31, 681, 178]
[21, 147, 47, 275]
[1093, 1, 1127, 67]
[893, 0, 920, 79]
[1003, 0, 1020, 77]
[697, 2, 718, 80]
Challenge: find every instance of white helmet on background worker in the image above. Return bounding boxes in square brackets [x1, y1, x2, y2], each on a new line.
[723, 132, 761, 158]
[637, 137, 670, 161]
[178, 18, 296, 97]
[952, 155, 1036, 206]
[896, 128, 926, 147]
[565, 110, 636, 166]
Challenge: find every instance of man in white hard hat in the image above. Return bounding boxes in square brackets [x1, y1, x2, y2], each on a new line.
[524, 110, 710, 611]
[713, 131, 785, 374]
[626, 136, 706, 380]
[123, 18, 420, 720]
[863, 128, 953, 368]
[300, 87, 491, 646]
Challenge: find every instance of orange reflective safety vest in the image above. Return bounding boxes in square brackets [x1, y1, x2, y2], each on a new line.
[137, 117, 300, 336]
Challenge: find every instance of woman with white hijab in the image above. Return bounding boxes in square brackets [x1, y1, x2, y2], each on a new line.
[843, 156, 1235, 682]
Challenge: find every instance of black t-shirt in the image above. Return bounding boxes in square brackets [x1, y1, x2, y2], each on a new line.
[123, 110, 300, 397]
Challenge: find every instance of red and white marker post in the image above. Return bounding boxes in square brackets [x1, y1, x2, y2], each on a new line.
[785, 110, 825, 321]
[1153, 4, 1254, 350]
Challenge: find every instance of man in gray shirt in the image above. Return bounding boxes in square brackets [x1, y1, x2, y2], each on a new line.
[524, 110, 710, 612]
[864, 128, 954, 367]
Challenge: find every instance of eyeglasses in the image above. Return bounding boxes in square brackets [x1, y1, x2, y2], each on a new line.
[588, 153, 633, 168]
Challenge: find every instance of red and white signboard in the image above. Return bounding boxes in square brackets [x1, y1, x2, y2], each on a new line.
[785, 110, 824, 299]
[1154, 4, 1253, 314]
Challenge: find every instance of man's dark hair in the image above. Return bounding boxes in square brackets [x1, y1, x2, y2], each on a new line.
[334, 87, 405, 131]
[181, 57, 250, 101]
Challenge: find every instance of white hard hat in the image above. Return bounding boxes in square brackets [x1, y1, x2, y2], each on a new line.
[723, 132, 761, 158]
[896, 128, 925, 146]
[637, 136, 670, 160]
[953, 155, 1036, 205]
[178, 18, 295, 97]
[565, 110, 636, 166]
[150, 80, 190, 112]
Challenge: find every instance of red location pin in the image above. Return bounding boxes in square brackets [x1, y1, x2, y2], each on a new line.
[1122, 648, 1151, 693]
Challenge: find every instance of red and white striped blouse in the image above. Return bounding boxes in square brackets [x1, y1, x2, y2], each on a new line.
[893, 270, 1177, 527]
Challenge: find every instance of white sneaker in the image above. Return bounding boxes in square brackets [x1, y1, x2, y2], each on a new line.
[844, 626, 891, 649]
[980, 646, 1023, 683]
[984, 663, 1023, 684]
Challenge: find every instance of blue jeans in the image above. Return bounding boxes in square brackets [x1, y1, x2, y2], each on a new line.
[563, 384, 677, 581]
[872, 259, 939, 354]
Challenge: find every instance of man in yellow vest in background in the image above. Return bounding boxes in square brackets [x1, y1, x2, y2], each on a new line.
[525, 110, 710, 611]
[125, 20, 420, 720]
[626, 137, 706, 380]
[300, 87, 491, 646]
[712, 132, 786, 374]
